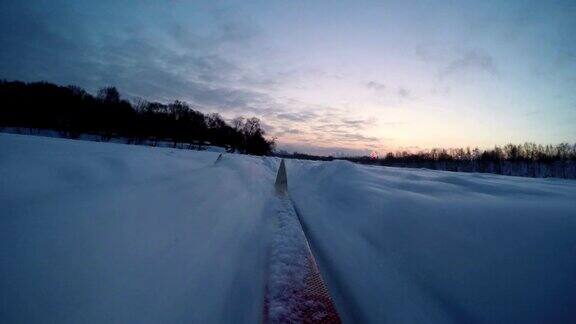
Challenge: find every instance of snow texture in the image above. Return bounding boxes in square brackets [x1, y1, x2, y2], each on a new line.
[0, 133, 276, 323]
[1, 133, 576, 323]
[286, 159, 576, 323]
[265, 195, 311, 323]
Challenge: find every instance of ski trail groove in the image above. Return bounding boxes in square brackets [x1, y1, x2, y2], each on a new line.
[264, 160, 341, 323]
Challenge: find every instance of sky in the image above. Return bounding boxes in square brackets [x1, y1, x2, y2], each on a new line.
[1, 0, 575, 155]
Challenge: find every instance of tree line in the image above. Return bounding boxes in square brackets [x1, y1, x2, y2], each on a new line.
[274, 151, 335, 161]
[0, 80, 275, 155]
[345, 144, 576, 179]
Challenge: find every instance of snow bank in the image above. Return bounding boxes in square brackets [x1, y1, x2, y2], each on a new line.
[0, 133, 275, 323]
[287, 159, 576, 323]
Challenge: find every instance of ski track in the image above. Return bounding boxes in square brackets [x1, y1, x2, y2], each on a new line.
[265, 195, 311, 323]
[1, 133, 576, 323]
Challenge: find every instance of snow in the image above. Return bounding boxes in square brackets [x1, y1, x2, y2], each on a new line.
[0, 133, 276, 323]
[1, 127, 230, 153]
[266, 195, 311, 323]
[265, 193, 337, 323]
[1, 133, 576, 323]
[286, 159, 576, 323]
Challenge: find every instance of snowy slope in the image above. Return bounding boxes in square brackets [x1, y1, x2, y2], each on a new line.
[0, 133, 278, 323]
[287, 159, 576, 323]
[1, 133, 576, 323]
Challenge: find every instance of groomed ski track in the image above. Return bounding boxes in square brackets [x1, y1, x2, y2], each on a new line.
[263, 160, 341, 323]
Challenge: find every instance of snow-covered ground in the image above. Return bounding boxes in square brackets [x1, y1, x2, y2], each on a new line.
[1, 133, 575, 323]
[287, 160, 576, 323]
[0, 133, 277, 323]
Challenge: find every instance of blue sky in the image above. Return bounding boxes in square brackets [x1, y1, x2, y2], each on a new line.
[1, 0, 575, 154]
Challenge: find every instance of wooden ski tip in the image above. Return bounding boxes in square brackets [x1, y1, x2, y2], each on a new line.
[275, 159, 288, 195]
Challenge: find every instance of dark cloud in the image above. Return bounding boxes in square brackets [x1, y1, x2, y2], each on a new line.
[0, 1, 286, 117]
[86, 38, 281, 114]
[0, 2, 92, 85]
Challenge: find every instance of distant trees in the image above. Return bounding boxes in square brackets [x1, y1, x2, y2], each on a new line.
[345, 144, 576, 179]
[227, 116, 276, 154]
[97, 86, 120, 104]
[274, 151, 335, 161]
[0, 80, 275, 155]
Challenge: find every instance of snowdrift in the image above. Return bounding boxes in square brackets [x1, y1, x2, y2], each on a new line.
[287, 159, 576, 323]
[0, 134, 277, 323]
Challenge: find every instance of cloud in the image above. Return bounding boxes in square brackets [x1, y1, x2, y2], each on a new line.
[269, 110, 385, 153]
[0, 1, 393, 155]
[88, 40, 281, 114]
[210, 6, 260, 43]
[365, 80, 414, 100]
[416, 43, 498, 79]
[275, 111, 319, 122]
[169, 8, 260, 49]
[332, 133, 380, 142]
[442, 49, 497, 76]
[315, 116, 376, 132]
[0, 1, 287, 116]
[340, 119, 365, 127]
[380, 121, 407, 126]
[364, 81, 386, 91]
[273, 126, 303, 137]
[397, 88, 411, 99]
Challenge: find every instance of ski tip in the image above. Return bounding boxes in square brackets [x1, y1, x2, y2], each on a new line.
[214, 153, 223, 164]
[275, 159, 288, 195]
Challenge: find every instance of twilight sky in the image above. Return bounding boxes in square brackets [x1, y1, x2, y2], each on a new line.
[1, 0, 575, 155]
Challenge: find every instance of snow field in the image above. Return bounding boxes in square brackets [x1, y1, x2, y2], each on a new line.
[1, 133, 576, 323]
[286, 159, 576, 323]
[1, 133, 276, 323]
